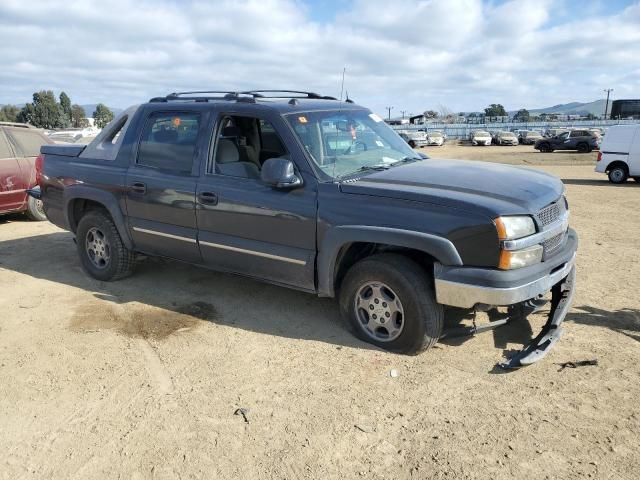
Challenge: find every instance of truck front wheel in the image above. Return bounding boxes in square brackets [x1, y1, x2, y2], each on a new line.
[339, 253, 443, 354]
[76, 210, 135, 281]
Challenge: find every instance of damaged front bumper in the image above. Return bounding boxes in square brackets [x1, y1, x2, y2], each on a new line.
[434, 229, 578, 367]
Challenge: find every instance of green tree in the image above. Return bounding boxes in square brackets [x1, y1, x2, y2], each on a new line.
[93, 103, 114, 129]
[71, 104, 89, 128]
[17, 90, 68, 129]
[0, 105, 19, 122]
[484, 104, 507, 117]
[513, 108, 530, 122]
[59, 92, 72, 123]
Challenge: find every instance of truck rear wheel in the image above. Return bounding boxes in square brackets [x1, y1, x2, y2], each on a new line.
[76, 210, 135, 281]
[339, 253, 443, 354]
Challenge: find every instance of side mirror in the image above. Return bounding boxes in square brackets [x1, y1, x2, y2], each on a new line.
[261, 157, 302, 189]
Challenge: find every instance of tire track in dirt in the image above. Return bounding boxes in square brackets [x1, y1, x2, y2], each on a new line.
[137, 338, 174, 395]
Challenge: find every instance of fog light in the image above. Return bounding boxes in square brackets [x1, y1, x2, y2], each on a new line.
[499, 245, 543, 270]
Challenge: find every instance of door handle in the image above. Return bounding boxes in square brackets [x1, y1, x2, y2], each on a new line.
[199, 191, 218, 205]
[130, 182, 146, 194]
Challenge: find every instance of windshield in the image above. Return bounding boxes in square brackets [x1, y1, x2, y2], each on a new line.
[429, 132, 443, 137]
[474, 131, 490, 136]
[500, 132, 516, 138]
[285, 109, 419, 179]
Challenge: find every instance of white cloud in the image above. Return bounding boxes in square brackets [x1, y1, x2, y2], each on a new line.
[0, 0, 638, 115]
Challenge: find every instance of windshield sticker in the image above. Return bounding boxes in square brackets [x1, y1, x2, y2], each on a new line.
[172, 117, 181, 127]
[369, 113, 383, 123]
[375, 140, 384, 147]
[298, 116, 308, 124]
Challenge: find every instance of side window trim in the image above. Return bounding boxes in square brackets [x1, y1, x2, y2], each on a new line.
[134, 110, 201, 176]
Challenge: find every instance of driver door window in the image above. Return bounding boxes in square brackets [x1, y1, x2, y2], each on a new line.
[210, 115, 288, 179]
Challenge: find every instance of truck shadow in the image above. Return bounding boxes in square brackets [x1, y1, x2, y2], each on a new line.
[0, 231, 373, 351]
[561, 179, 639, 187]
[441, 307, 534, 349]
[566, 305, 640, 343]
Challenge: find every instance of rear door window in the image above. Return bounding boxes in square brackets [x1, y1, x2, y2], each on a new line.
[0, 131, 15, 159]
[5, 129, 47, 157]
[137, 112, 200, 174]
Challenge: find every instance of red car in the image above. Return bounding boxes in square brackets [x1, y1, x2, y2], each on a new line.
[0, 122, 52, 221]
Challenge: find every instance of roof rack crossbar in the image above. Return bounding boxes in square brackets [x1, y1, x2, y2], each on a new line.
[242, 90, 338, 100]
[149, 89, 340, 103]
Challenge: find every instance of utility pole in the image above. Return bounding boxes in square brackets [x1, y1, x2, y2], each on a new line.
[400, 110, 407, 119]
[386, 106, 393, 120]
[603, 89, 613, 119]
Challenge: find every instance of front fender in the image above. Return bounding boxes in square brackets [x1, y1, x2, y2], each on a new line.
[63, 186, 133, 249]
[317, 225, 463, 297]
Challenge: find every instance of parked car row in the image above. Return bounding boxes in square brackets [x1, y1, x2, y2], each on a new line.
[399, 130, 446, 148]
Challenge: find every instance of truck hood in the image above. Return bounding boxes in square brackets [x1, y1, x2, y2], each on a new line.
[338, 158, 564, 218]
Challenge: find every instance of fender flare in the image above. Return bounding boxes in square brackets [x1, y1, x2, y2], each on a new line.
[63, 186, 133, 249]
[317, 225, 463, 297]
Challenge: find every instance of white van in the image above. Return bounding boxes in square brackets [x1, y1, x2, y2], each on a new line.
[595, 125, 640, 183]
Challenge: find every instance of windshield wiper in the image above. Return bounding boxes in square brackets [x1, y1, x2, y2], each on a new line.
[391, 155, 424, 166]
[338, 164, 391, 179]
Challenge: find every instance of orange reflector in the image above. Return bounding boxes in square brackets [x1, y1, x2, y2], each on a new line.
[498, 250, 512, 270]
[494, 217, 507, 240]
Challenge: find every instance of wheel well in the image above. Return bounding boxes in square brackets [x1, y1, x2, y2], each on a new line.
[606, 161, 629, 173]
[333, 242, 435, 292]
[68, 199, 109, 232]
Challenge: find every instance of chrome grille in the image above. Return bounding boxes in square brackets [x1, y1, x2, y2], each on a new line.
[543, 232, 565, 256]
[537, 198, 567, 228]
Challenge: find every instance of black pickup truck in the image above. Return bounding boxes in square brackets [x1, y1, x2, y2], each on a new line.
[37, 90, 577, 368]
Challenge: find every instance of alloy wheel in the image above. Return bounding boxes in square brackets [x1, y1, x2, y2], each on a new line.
[354, 282, 405, 342]
[85, 227, 111, 269]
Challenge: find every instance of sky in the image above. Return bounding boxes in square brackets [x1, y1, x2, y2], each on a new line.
[0, 0, 638, 116]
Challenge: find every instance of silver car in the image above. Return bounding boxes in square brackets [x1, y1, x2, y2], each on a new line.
[496, 131, 519, 146]
[470, 130, 492, 146]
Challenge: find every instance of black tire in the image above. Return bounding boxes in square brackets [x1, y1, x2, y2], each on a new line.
[76, 210, 135, 281]
[339, 253, 443, 354]
[538, 142, 553, 153]
[25, 196, 47, 221]
[608, 166, 628, 184]
[576, 142, 589, 153]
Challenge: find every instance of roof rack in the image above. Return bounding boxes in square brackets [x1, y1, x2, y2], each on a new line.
[149, 89, 339, 103]
[242, 90, 338, 100]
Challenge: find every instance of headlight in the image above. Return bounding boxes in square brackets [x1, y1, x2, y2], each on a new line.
[499, 245, 543, 270]
[494, 216, 536, 240]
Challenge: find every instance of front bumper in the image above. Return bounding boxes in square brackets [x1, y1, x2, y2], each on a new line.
[434, 229, 578, 368]
[434, 229, 577, 309]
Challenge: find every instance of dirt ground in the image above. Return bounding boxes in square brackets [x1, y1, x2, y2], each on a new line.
[1, 145, 639, 479]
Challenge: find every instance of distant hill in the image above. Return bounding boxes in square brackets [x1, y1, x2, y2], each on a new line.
[511, 99, 610, 117]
